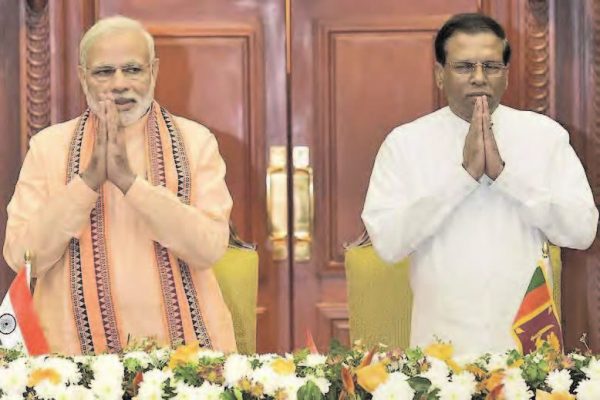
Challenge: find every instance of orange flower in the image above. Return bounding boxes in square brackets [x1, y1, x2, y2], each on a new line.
[28, 368, 61, 386]
[535, 390, 575, 400]
[341, 365, 355, 396]
[271, 358, 296, 375]
[483, 371, 505, 393]
[356, 362, 389, 393]
[359, 346, 378, 368]
[168, 341, 201, 369]
[424, 343, 454, 361]
[424, 342, 462, 373]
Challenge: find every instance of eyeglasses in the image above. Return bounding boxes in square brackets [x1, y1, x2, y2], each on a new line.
[447, 61, 507, 77]
[85, 63, 151, 82]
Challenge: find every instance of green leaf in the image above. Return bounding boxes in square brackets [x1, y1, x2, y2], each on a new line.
[408, 376, 431, 394]
[298, 381, 324, 400]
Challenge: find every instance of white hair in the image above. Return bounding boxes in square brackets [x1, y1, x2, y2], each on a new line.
[79, 15, 155, 66]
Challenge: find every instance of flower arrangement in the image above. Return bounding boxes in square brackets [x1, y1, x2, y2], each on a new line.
[0, 338, 598, 400]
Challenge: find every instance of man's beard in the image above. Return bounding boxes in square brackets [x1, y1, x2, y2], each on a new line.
[84, 81, 155, 127]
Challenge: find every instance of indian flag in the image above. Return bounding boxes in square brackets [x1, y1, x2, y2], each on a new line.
[512, 262, 563, 354]
[0, 263, 49, 355]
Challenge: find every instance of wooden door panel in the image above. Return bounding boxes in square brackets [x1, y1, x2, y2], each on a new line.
[318, 19, 447, 273]
[153, 31, 259, 239]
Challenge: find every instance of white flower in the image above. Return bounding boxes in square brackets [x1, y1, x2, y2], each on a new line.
[487, 353, 509, 371]
[198, 349, 224, 360]
[576, 379, 600, 400]
[0, 359, 29, 396]
[422, 357, 450, 388]
[299, 354, 327, 368]
[33, 381, 67, 400]
[437, 371, 477, 400]
[251, 364, 280, 396]
[140, 369, 172, 391]
[583, 357, 600, 380]
[224, 353, 253, 386]
[90, 374, 124, 400]
[503, 368, 533, 400]
[0, 393, 27, 400]
[437, 382, 472, 400]
[124, 351, 152, 369]
[151, 348, 172, 366]
[91, 354, 124, 383]
[136, 382, 164, 400]
[44, 357, 81, 384]
[306, 375, 331, 394]
[280, 375, 306, 400]
[196, 381, 225, 400]
[61, 386, 94, 400]
[452, 371, 477, 395]
[173, 382, 203, 400]
[372, 372, 415, 400]
[545, 369, 572, 393]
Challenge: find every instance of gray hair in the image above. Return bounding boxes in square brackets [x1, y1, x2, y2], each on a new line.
[79, 16, 155, 66]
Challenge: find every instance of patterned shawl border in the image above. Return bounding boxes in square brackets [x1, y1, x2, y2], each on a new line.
[147, 104, 185, 347]
[66, 110, 95, 354]
[160, 107, 212, 348]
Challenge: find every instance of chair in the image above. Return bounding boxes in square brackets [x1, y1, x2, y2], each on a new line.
[212, 226, 258, 354]
[344, 231, 562, 349]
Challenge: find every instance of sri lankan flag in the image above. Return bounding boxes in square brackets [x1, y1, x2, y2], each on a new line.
[512, 262, 563, 354]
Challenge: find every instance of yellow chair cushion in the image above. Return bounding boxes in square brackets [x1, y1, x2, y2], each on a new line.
[345, 246, 412, 349]
[345, 244, 562, 349]
[212, 247, 258, 354]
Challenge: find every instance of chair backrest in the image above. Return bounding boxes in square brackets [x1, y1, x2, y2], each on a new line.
[345, 245, 412, 349]
[212, 246, 259, 354]
[344, 243, 562, 349]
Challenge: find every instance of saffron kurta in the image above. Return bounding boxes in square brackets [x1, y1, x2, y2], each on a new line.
[362, 105, 598, 355]
[3, 111, 236, 354]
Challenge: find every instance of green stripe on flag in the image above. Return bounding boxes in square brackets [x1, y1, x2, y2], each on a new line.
[526, 266, 546, 293]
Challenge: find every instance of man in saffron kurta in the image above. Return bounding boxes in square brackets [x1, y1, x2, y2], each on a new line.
[3, 16, 236, 354]
[362, 14, 598, 355]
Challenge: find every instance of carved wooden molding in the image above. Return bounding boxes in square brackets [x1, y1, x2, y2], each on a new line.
[316, 303, 349, 347]
[592, 0, 600, 204]
[524, 0, 551, 114]
[24, 0, 51, 141]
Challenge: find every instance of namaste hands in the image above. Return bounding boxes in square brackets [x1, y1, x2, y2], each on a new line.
[462, 96, 504, 181]
[80, 95, 135, 193]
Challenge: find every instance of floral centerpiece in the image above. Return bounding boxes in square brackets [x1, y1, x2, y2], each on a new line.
[0, 338, 598, 400]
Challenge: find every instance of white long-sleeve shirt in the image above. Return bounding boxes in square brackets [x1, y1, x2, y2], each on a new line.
[362, 105, 598, 355]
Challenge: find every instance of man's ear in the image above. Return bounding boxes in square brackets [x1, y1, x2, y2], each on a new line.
[434, 62, 444, 90]
[504, 64, 509, 90]
[151, 58, 160, 80]
[77, 65, 86, 92]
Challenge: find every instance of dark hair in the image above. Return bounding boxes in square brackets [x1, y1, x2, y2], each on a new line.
[434, 13, 511, 65]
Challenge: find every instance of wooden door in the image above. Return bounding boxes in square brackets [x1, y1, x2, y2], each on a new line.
[288, 0, 540, 350]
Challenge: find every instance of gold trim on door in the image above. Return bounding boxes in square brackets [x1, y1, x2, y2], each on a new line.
[267, 146, 288, 260]
[293, 146, 313, 262]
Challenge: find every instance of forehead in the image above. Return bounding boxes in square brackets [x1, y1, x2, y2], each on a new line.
[86, 29, 149, 66]
[445, 32, 504, 61]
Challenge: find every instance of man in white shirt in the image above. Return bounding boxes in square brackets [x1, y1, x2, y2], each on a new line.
[361, 13, 598, 355]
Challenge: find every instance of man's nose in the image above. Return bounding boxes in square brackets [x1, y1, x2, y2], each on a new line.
[469, 64, 487, 85]
[111, 69, 128, 92]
